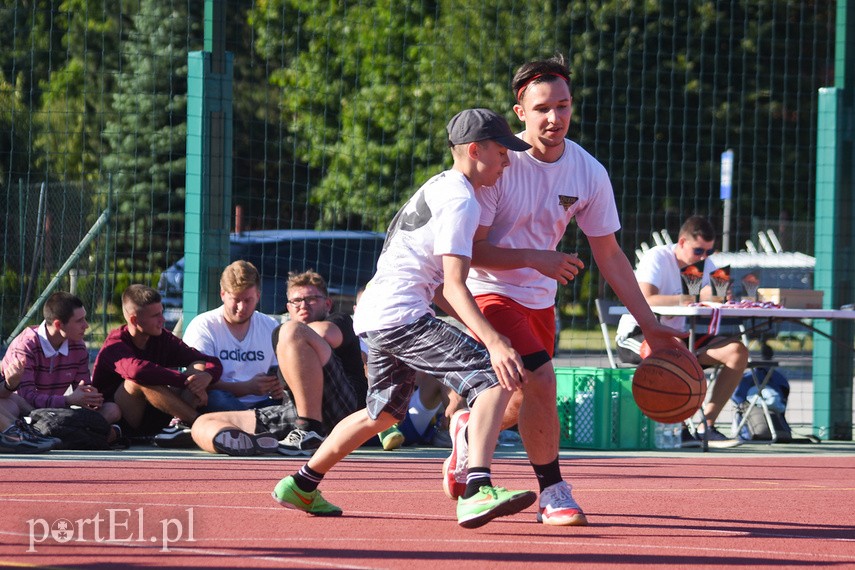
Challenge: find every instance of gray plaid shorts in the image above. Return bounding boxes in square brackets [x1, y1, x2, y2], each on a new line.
[361, 314, 499, 421]
[258, 354, 362, 436]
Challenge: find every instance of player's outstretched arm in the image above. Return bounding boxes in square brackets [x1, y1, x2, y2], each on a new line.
[589, 233, 689, 356]
[471, 226, 584, 284]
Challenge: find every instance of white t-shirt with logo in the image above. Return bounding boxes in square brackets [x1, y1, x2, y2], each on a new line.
[354, 169, 480, 335]
[616, 244, 716, 337]
[182, 308, 280, 406]
[467, 138, 620, 309]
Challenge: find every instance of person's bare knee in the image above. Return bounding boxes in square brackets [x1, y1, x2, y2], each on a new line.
[501, 390, 523, 430]
[191, 410, 258, 453]
[735, 345, 749, 370]
[137, 384, 199, 425]
[275, 321, 314, 354]
[0, 397, 21, 419]
[121, 379, 146, 398]
[523, 363, 557, 401]
[100, 402, 122, 424]
[502, 364, 555, 429]
[114, 381, 147, 428]
[373, 411, 399, 432]
[277, 321, 332, 365]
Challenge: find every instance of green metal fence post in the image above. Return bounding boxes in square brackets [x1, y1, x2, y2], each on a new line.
[183, 0, 233, 324]
[814, 0, 855, 440]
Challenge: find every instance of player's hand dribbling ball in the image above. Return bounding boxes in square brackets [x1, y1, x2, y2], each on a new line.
[632, 347, 706, 423]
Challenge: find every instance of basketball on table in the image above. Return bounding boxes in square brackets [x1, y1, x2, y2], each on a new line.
[632, 347, 706, 423]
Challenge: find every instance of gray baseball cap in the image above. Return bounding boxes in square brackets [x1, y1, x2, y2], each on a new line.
[446, 108, 531, 152]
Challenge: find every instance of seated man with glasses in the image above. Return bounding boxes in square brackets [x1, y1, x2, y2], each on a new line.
[615, 215, 747, 448]
[191, 270, 366, 456]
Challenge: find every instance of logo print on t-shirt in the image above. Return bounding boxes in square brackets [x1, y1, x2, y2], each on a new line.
[218, 348, 266, 362]
[383, 190, 432, 252]
[558, 195, 578, 211]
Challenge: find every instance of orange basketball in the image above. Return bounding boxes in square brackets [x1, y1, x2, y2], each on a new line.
[632, 347, 707, 423]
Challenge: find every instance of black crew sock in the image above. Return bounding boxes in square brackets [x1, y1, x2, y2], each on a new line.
[462, 467, 492, 499]
[531, 457, 562, 492]
[293, 464, 324, 493]
[295, 417, 325, 436]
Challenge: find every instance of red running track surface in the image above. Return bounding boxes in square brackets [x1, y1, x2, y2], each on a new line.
[1, 452, 854, 569]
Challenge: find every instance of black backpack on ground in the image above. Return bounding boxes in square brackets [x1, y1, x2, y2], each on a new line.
[29, 407, 113, 450]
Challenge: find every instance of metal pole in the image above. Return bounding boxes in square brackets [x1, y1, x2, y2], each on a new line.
[18, 178, 24, 313]
[5, 208, 112, 346]
[101, 175, 113, 340]
[23, 182, 47, 311]
[720, 149, 734, 252]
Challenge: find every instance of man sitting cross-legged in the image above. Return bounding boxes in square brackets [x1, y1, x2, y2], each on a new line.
[191, 270, 366, 456]
[92, 285, 223, 447]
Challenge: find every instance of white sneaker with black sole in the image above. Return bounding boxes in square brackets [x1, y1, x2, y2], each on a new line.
[277, 428, 324, 456]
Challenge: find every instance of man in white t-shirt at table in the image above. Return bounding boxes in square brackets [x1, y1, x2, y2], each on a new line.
[616, 215, 747, 448]
[182, 260, 282, 412]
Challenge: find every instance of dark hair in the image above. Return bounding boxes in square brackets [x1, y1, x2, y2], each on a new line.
[679, 215, 716, 242]
[43, 292, 84, 324]
[122, 284, 162, 314]
[512, 53, 573, 102]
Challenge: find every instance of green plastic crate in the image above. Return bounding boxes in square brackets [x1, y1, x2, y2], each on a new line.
[555, 367, 655, 450]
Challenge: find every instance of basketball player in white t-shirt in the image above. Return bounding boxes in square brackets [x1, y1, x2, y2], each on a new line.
[271, 108, 538, 529]
[448, 55, 690, 527]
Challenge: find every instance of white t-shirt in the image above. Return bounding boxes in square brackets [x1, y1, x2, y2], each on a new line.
[182, 307, 280, 406]
[467, 138, 621, 309]
[354, 169, 480, 334]
[616, 244, 716, 337]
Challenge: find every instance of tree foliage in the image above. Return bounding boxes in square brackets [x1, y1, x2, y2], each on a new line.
[101, 0, 197, 270]
[247, 0, 832, 244]
[0, 0, 838, 268]
[250, 0, 565, 231]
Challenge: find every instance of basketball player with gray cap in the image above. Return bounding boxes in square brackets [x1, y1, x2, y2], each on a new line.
[272, 108, 536, 529]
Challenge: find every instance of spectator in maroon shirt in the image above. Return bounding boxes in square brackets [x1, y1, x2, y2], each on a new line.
[92, 285, 222, 445]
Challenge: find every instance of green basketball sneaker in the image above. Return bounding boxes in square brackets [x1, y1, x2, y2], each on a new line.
[272, 476, 342, 517]
[456, 485, 536, 529]
[379, 424, 405, 451]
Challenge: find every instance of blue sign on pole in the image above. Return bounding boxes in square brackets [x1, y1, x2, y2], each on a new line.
[720, 149, 734, 200]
